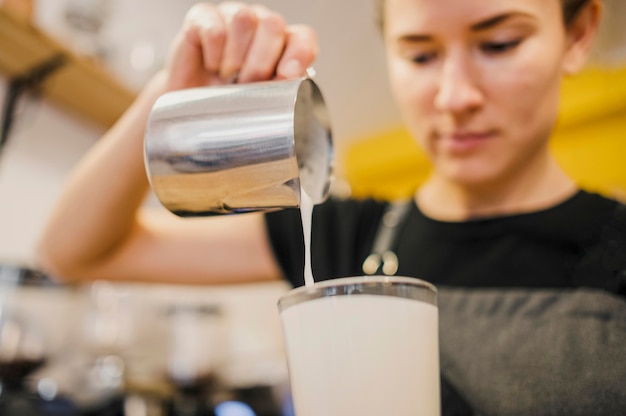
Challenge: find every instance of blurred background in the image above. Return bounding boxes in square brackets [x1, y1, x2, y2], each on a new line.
[0, 0, 625, 414]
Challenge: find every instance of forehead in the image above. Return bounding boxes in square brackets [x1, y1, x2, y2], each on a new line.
[384, 0, 562, 36]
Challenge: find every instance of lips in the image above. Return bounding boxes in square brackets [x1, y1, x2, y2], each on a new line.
[438, 130, 495, 153]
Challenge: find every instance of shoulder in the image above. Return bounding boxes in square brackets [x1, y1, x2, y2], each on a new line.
[576, 189, 614, 202]
[309, 197, 390, 243]
[576, 189, 621, 211]
[554, 189, 620, 221]
[558, 190, 624, 238]
[573, 190, 626, 295]
[264, 196, 389, 232]
[314, 196, 388, 220]
[576, 190, 626, 232]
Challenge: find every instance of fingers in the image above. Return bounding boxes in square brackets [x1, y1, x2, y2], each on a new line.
[239, 10, 318, 82]
[218, 2, 258, 80]
[170, 2, 318, 88]
[237, 5, 288, 83]
[276, 24, 318, 80]
[183, 3, 226, 75]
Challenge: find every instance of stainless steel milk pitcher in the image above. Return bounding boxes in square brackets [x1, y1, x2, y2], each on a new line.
[144, 77, 333, 216]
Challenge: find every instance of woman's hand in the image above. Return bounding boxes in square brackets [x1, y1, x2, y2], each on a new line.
[163, 2, 318, 91]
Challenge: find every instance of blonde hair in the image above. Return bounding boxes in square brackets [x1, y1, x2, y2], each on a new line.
[563, 0, 593, 25]
[375, 0, 593, 30]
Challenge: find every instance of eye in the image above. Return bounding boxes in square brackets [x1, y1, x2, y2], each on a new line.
[480, 39, 522, 54]
[410, 51, 438, 65]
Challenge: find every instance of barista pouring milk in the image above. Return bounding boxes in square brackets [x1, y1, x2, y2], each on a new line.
[39, 1, 626, 415]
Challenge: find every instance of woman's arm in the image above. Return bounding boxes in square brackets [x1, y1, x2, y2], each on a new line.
[37, 3, 317, 285]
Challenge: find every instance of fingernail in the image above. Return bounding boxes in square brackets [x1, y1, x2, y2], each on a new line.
[219, 68, 240, 84]
[280, 59, 303, 78]
[223, 72, 240, 84]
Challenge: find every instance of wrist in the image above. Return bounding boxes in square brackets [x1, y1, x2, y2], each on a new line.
[142, 70, 169, 100]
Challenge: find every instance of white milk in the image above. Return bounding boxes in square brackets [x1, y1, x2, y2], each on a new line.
[280, 294, 440, 416]
[299, 187, 315, 288]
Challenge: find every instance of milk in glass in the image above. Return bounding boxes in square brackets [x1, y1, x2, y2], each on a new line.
[280, 291, 440, 416]
[287, 187, 440, 416]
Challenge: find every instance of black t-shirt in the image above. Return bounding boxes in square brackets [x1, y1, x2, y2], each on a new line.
[265, 190, 626, 415]
[265, 189, 626, 295]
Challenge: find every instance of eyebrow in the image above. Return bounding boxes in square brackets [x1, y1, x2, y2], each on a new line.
[470, 12, 532, 31]
[396, 12, 534, 43]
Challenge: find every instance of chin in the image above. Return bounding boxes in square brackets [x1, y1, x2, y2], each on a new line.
[439, 163, 502, 188]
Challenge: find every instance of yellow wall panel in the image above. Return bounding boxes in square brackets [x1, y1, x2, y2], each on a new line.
[345, 67, 626, 201]
[551, 114, 626, 199]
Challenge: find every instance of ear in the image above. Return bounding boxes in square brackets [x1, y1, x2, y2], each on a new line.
[562, 0, 603, 75]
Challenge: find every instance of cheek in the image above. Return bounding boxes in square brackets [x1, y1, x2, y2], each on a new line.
[387, 57, 436, 138]
[387, 57, 413, 106]
[486, 50, 563, 139]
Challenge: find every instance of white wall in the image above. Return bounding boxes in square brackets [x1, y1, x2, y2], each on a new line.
[35, 0, 402, 145]
[0, 0, 401, 266]
[0, 79, 102, 265]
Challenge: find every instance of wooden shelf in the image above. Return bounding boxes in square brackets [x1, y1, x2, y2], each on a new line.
[0, 6, 136, 128]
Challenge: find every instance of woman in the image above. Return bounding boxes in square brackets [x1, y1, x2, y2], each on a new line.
[39, 0, 625, 414]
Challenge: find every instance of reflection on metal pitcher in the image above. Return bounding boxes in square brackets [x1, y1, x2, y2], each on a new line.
[144, 77, 333, 216]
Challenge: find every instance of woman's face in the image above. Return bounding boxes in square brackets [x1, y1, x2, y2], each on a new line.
[384, 0, 582, 186]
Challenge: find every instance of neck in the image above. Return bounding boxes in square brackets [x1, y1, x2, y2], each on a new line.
[416, 153, 577, 221]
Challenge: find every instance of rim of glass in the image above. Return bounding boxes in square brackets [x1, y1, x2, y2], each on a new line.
[277, 275, 437, 312]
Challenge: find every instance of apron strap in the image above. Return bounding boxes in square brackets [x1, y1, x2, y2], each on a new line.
[362, 199, 412, 276]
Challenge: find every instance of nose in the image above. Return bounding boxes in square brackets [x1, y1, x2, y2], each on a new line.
[434, 53, 484, 115]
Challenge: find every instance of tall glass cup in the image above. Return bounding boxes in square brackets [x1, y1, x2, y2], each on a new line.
[277, 276, 440, 416]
